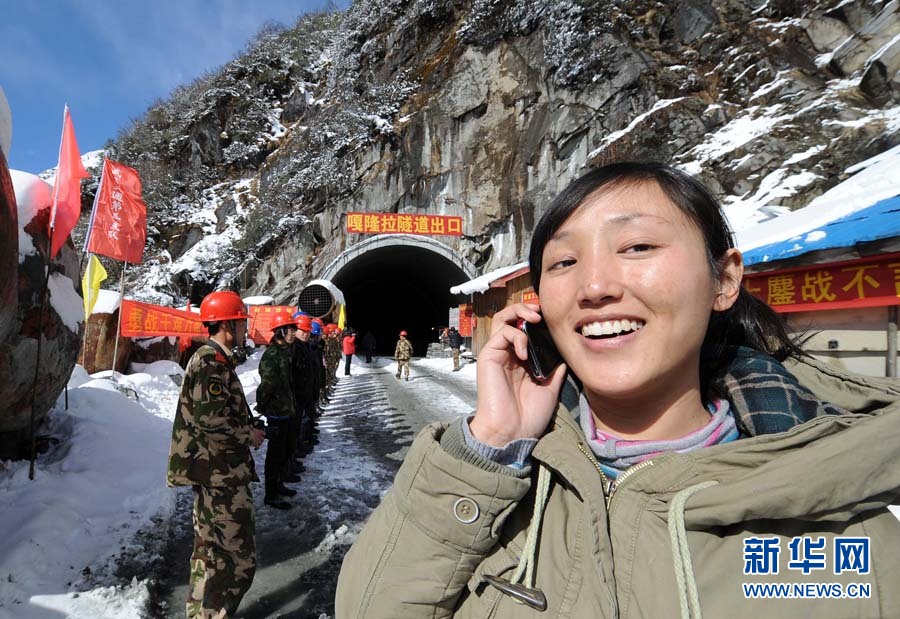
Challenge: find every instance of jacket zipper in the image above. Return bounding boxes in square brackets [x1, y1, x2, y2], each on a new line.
[576, 442, 654, 509]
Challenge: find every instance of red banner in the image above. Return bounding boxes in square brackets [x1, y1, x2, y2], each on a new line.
[346, 212, 463, 236]
[744, 253, 900, 313]
[86, 159, 147, 263]
[247, 305, 297, 345]
[458, 303, 473, 337]
[120, 299, 206, 337]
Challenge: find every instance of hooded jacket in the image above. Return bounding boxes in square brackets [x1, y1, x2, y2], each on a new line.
[336, 350, 900, 618]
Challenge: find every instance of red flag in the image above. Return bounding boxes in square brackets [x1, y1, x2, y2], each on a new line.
[49, 106, 89, 258]
[86, 159, 147, 263]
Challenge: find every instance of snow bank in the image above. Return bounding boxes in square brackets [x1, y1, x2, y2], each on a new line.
[0, 366, 179, 618]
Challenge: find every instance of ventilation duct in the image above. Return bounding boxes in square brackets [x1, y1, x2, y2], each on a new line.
[297, 279, 346, 320]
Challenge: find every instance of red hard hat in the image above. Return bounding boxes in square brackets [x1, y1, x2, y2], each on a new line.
[326, 323, 339, 334]
[295, 314, 313, 333]
[199, 291, 248, 322]
[400, 330, 408, 336]
[271, 310, 296, 332]
[312, 317, 324, 326]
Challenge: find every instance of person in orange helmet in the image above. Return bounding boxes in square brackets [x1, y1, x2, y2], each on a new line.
[167, 290, 264, 618]
[256, 310, 299, 510]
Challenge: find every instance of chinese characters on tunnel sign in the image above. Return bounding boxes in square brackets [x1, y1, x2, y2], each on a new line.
[346, 212, 463, 236]
[743, 253, 900, 313]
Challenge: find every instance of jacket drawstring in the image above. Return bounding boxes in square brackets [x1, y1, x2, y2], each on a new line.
[512, 462, 553, 587]
[668, 480, 719, 619]
[485, 462, 552, 611]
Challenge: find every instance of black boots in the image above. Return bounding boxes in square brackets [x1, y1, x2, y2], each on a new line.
[265, 496, 291, 510]
[276, 484, 297, 497]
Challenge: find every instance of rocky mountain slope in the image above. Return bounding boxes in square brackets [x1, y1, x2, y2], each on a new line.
[84, 0, 899, 305]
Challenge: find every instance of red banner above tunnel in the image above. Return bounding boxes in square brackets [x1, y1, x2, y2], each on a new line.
[346, 212, 463, 236]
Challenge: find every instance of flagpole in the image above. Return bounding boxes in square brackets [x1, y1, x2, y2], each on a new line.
[79, 159, 105, 276]
[111, 261, 128, 380]
[80, 253, 94, 369]
[28, 105, 68, 481]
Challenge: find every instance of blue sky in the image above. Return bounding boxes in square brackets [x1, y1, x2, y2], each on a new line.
[0, 0, 350, 174]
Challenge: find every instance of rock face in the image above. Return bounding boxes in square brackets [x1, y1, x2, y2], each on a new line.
[103, 1, 899, 306]
[0, 172, 83, 459]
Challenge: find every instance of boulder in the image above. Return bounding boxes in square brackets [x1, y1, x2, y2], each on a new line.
[128, 335, 180, 367]
[0, 171, 83, 460]
[81, 308, 132, 375]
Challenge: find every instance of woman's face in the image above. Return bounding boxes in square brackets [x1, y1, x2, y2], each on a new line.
[538, 180, 741, 404]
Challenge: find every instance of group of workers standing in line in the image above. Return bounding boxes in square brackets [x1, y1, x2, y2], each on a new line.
[256, 310, 343, 510]
[166, 293, 344, 618]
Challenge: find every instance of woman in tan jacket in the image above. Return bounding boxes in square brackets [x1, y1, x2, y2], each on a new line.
[336, 162, 900, 618]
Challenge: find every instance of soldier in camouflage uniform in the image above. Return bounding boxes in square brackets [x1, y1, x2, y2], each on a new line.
[167, 290, 265, 619]
[394, 330, 413, 381]
[255, 310, 298, 510]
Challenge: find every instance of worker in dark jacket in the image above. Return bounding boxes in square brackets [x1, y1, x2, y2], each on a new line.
[448, 326, 464, 371]
[256, 310, 299, 510]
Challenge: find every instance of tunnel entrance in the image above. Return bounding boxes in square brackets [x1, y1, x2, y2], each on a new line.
[322, 237, 474, 359]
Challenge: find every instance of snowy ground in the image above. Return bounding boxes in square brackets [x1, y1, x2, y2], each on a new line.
[0, 350, 476, 619]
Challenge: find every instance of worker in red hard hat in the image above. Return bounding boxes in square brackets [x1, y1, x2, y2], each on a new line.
[290, 311, 316, 472]
[256, 310, 299, 510]
[394, 330, 413, 381]
[166, 290, 264, 618]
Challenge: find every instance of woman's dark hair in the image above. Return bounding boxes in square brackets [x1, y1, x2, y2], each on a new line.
[529, 161, 803, 365]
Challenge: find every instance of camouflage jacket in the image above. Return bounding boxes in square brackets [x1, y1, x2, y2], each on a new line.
[325, 336, 342, 368]
[167, 343, 258, 487]
[256, 342, 296, 420]
[395, 338, 413, 361]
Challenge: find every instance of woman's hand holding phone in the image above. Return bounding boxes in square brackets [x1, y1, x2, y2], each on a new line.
[469, 303, 567, 448]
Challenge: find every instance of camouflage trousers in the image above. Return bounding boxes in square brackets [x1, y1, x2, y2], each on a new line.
[452, 348, 461, 370]
[187, 484, 256, 618]
[396, 359, 410, 379]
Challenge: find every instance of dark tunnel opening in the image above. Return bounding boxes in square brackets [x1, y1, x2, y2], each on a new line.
[330, 245, 470, 360]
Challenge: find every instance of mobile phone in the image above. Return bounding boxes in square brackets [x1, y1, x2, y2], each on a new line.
[517, 318, 564, 381]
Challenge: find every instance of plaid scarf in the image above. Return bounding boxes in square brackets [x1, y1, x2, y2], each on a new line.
[559, 347, 847, 439]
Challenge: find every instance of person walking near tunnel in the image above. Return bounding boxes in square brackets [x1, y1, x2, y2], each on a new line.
[394, 330, 413, 381]
[167, 290, 265, 619]
[361, 330, 377, 363]
[256, 310, 298, 511]
[448, 326, 464, 371]
[342, 328, 357, 376]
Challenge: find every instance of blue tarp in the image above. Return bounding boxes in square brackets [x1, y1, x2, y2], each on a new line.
[742, 194, 900, 266]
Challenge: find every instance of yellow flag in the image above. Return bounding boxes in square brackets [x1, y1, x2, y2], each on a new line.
[337, 304, 346, 330]
[81, 254, 108, 320]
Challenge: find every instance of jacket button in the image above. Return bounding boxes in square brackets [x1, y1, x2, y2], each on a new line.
[453, 497, 480, 524]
